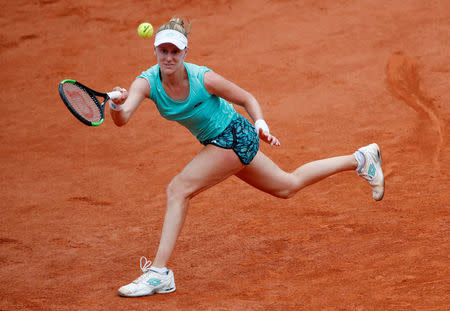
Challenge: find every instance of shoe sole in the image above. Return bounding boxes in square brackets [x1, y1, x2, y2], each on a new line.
[156, 286, 176, 294]
[118, 286, 176, 298]
[373, 143, 385, 201]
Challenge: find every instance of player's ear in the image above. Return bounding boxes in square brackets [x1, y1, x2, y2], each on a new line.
[183, 47, 188, 57]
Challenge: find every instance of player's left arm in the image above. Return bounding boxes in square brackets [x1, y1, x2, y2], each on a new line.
[204, 71, 280, 146]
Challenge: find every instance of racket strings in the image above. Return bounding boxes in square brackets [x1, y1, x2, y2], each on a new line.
[62, 83, 102, 123]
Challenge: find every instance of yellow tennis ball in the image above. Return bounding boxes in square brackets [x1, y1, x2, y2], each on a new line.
[138, 22, 153, 38]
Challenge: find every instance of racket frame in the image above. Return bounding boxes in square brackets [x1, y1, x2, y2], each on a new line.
[59, 79, 117, 126]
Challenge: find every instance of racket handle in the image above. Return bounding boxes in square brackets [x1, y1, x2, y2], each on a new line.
[107, 91, 122, 99]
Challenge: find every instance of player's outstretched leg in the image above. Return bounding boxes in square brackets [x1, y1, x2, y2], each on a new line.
[236, 143, 385, 201]
[355, 143, 385, 201]
[118, 257, 176, 297]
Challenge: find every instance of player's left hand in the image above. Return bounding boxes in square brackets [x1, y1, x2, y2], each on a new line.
[258, 128, 281, 146]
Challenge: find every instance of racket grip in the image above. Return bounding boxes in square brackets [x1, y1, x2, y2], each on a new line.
[107, 91, 122, 99]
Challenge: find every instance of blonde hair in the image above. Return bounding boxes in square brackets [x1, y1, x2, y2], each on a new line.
[157, 17, 191, 37]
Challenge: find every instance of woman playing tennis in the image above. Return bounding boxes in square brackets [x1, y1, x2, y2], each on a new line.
[111, 18, 385, 297]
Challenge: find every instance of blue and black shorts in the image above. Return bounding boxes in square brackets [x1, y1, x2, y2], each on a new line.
[201, 114, 260, 165]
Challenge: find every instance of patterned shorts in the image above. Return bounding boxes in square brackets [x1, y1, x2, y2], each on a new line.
[201, 114, 260, 165]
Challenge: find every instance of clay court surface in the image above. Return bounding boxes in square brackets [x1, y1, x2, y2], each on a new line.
[1, 0, 449, 310]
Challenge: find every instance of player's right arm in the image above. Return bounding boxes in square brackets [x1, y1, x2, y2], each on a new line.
[110, 78, 150, 126]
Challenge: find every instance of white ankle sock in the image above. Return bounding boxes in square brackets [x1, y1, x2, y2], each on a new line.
[354, 150, 365, 172]
[150, 266, 168, 274]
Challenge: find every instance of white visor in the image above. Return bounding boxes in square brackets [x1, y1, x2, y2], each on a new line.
[154, 29, 188, 50]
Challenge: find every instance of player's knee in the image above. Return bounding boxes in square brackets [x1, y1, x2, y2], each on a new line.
[272, 179, 300, 199]
[166, 176, 191, 203]
[274, 189, 295, 199]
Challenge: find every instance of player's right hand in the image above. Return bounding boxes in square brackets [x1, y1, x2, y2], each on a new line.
[111, 86, 128, 105]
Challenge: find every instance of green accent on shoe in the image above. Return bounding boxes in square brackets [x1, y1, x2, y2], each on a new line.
[147, 278, 162, 286]
[368, 163, 376, 178]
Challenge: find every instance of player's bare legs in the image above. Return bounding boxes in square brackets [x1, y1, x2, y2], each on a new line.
[155, 149, 360, 265]
[152, 144, 244, 268]
[236, 151, 357, 198]
[119, 143, 383, 297]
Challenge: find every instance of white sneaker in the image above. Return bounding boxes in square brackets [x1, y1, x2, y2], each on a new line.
[118, 257, 176, 297]
[357, 143, 385, 201]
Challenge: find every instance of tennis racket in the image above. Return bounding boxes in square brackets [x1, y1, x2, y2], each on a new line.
[58, 79, 122, 126]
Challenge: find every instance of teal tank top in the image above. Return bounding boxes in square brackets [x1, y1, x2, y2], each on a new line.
[138, 63, 237, 141]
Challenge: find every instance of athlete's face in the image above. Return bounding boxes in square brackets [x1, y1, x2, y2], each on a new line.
[154, 43, 187, 75]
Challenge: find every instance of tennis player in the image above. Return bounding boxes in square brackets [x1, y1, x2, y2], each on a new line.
[110, 18, 385, 297]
